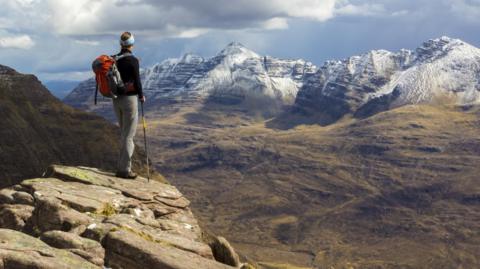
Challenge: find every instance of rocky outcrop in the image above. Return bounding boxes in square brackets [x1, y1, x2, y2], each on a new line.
[0, 229, 99, 269]
[40, 230, 105, 266]
[0, 165, 239, 269]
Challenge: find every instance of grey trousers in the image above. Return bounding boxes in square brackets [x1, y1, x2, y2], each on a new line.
[113, 95, 138, 173]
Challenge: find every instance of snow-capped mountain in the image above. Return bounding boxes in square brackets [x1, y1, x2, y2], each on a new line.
[64, 37, 480, 124]
[64, 42, 318, 113]
[295, 36, 480, 122]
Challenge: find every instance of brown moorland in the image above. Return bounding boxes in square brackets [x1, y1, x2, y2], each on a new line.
[143, 100, 480, 268]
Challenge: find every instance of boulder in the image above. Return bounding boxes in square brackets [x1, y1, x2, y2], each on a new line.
[0, 204, 34, 231]
[0, 229, 100, 269]
[81, 222, 117, 242]
[211, 236, 241, 267]
[32, 195, 93, 234]
[12, 191, 34, 205]
[0, 189, 15, 204]
[41, 230, 105, 266]
[155, 196, 191, 209]
[103, 230, 234, 269]
[104, 214, 213, 258]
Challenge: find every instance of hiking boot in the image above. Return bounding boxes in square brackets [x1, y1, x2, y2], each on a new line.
[115, 171, 138, 179]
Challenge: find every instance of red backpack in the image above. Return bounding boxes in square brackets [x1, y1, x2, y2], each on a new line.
[91, 53, 131, 104]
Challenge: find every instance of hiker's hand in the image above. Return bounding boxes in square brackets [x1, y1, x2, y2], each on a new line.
[140, 96, 146, 103]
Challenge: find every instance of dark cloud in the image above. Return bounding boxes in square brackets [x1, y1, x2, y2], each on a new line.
[0, 0, 479, 81]
[43, 0, 335, 36]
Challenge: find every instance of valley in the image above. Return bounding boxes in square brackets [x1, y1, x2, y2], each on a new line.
[144, 102, 480, 268]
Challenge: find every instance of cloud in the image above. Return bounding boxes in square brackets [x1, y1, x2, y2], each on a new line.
[43, 0, 337, 37]
[0, 35, 35, 49]
[74, 40, 101, 46]
[335, 3, 386, 16]
[0, 0, 48, 31]
[447, 0, 480, 22]
[262, 18, 290, 30]
[0, 0, 480, 83]
[391, 10, 409, 17]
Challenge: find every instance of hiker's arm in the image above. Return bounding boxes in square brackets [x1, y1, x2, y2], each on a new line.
[133, 58, 143, 99]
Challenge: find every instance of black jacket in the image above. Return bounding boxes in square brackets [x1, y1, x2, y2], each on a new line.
[116, 49, 143, 98]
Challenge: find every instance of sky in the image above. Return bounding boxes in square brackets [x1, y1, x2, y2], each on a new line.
[1, 0, 480, 82]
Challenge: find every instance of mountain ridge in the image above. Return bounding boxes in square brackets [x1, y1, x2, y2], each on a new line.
[64, 36, 480, 125]
[288, 36, 480, 126]
[63, 42, 318, 119]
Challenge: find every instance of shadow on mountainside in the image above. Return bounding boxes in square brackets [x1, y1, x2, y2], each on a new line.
[0, 65, 159, 187]
[265, 88, 402, 130]
[182, 94, 288, 128]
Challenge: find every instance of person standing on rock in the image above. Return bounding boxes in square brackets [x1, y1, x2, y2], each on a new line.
[113, 32, 146, 179]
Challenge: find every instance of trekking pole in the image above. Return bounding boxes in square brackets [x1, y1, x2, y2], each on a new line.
[141, 102, 150, 182]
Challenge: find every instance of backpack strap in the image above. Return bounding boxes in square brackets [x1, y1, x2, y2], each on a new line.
[113, 52, 133, 62]
[94, 77, 99, 105]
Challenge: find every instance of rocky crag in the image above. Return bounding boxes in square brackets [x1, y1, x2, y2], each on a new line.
[0, 165, 244, 269]
[0, 64, 154, 187]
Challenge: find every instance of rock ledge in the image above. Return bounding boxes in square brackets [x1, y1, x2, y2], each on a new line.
[0, 165, 237, 269]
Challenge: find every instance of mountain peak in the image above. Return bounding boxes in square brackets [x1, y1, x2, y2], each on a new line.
[217, 42, 259, 58]
[418, 36, 466, 52]
[414, 36, 471, 62]
[0, 64, 17, 75]
[226, 41, 246, 49]
[180, 53, 204, 64]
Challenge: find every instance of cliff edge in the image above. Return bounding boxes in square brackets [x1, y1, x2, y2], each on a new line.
[0, 165, 242, 269]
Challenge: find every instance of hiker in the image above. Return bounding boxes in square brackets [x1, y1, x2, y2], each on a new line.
[113, 32, 146, 179]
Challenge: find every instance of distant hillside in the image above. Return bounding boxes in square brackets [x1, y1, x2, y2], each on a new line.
[0, 64, 156, 187]
[151, 104, 480, 268]
[43, 80, 81, 99]
[63, 42, 317, 121]
[286, 36, 480, 127]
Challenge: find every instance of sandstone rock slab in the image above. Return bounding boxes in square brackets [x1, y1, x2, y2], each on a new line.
[41, 230, 105, 266]
[0, 165, 239, 269]
[21, 178, 125, 213]
[104, 214, 213, 259]
[0, 229, 100, 269]
[0, 204, 34, 231]
[46, 165, 183, 201]
[32, 195, 93, 234]
[104, 230, 234, 269]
